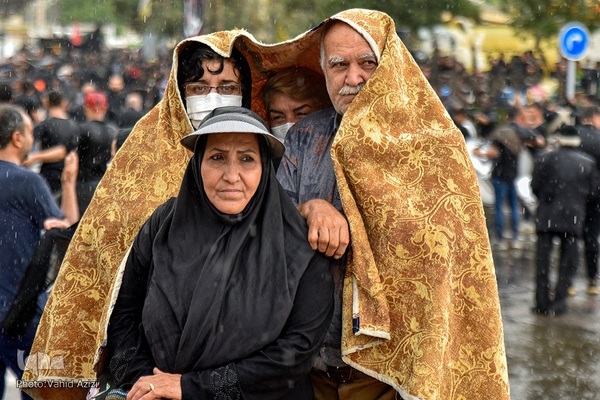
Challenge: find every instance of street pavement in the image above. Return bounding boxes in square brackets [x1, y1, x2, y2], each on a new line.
[495, 230, 600, 400]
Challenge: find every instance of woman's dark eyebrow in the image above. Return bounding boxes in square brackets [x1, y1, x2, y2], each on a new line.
[269, 109, 285, 117]
[293, 104, 313, 113]
[207, 146, 258, 154]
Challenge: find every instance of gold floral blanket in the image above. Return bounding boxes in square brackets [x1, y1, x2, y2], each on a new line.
[23, 8, 509, 400]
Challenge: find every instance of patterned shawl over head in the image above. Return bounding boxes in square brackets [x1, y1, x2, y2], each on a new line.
[325, 10, 510, 400]
[23, 8, 509, 400]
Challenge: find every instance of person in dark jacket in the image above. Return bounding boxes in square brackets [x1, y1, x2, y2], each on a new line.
[77, 91, 115, 214]
[25, 91, 79, 196]
[576, 105, 600, 295]
[532, 125, 599, 315]
[473, 108, 525, 250]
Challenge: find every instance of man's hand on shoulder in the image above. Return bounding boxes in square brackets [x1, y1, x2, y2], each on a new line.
[297, 199, 349, 259]
[22, 153, 39, 167]
[61, 151, 79, 185]
[43, 218, 72, 231]
[56, 151, 80, 226]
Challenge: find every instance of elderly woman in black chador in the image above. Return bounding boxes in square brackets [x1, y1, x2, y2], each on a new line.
[101, 106, 333, 400]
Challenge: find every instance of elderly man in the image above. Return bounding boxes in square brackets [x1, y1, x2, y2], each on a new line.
[277, 19, 388, 398]
[277, 9, 509, 400]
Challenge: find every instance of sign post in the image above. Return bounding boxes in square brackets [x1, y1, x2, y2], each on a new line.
[558, 22, 591, 101]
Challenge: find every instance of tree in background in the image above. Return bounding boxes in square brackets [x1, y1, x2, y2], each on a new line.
[499, 0, 600, 69]
[315, 0, 481, 48]
[54, 0, 483, 45]
[201, 0, 481, 46]
[57, 0, 183, 39]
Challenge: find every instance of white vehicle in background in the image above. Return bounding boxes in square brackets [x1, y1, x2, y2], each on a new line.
[466, 138, 495, 207]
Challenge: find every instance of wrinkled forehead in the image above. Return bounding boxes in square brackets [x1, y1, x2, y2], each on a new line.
[326, 10, 389, 63]
[322, 20, 379, 63]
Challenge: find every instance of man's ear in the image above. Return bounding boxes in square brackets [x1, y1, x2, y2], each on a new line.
[11, 130, 24, 148]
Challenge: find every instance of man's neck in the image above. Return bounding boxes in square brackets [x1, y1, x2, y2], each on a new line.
[48, 107, 68, 119]
[0, 149, 21, 165]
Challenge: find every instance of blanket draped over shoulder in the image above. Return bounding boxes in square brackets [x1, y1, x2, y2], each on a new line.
[23, 8, 509, 400]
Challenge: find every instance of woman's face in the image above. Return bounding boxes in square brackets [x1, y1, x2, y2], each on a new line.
[267, 92, 319, 127]
[184, 59, 242, 98]
[201, 133, 262, 214]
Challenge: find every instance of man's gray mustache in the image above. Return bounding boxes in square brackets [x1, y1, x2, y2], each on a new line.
[338, 84, 364, 95]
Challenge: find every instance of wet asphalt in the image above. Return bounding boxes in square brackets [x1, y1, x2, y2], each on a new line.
[492, 207, 600, 400]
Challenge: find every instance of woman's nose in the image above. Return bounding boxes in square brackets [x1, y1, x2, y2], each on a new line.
[222, 162, 240, 182]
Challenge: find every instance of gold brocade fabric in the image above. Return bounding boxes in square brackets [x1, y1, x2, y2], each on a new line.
[23, 9, 509, 400]
[327, 11, 510, 400]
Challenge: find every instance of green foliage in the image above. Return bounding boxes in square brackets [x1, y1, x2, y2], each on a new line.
[57, 0, 183, 37]
[57, 0, 115, 24]
[314, 0, 481, 31]
[53, 0, 487, 43]
[199, 0, 482, 44]
[139, 0, 184, 37]
[499, 0, 600, 40]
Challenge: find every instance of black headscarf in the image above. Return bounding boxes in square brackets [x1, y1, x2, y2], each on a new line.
[140, 129, 315, 373]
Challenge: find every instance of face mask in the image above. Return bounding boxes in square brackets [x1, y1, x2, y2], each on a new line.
[270, 122, 294, 141]
[186, 93, 243, 129]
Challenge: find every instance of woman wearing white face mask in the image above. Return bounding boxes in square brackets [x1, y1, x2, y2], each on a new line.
[177, 44, 252, 129]
[261, 67, 331, 141]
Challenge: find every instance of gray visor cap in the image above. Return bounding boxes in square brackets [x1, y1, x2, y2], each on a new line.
[180, 108, 285, 158]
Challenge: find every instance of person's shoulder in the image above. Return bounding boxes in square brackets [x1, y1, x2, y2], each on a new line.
[293, 107, 336, 129]
[578, 124, 600, 138]
[0, 160, 20, 174]
[286, 107, 337, 140]
[34, 118, 49, 129]
[159, 197, 177, 211]
[1, 162, 49, 190]
[570, 147, 597, 165]
[0, 161, 36, 176]
[56, 116, 80, 127]
[145, 197, 176, 229]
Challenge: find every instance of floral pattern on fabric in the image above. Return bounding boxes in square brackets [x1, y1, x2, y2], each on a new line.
[23, 9, 509, 400]
[210, 366, 241, 400]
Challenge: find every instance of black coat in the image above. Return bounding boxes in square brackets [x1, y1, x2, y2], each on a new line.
[578, 124, 600, 169]
[532, 147, 599, 236]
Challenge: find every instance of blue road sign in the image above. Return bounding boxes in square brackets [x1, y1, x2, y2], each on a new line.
[558, 22, 590, 61]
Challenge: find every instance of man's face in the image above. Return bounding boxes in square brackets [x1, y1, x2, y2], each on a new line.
[267, 93, 319, 127]
[322, 22, 378, 115]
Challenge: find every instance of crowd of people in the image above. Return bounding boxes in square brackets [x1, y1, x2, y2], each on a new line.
[2, 7, 599, 399]
[436, 51, 600, 317]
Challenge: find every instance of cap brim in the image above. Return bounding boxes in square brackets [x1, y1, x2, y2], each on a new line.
[181, 114, 285, 158]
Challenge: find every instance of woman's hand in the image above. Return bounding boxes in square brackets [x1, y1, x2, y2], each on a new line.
[127, 368, 182, 400]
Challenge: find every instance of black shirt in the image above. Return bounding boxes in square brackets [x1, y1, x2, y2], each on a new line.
[34, 117, 80, 193]
[77, 120, 115, 182]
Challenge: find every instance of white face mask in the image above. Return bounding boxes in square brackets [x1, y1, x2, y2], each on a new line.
[186, 93, 243, 129]
[270, 122, 294, 141]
